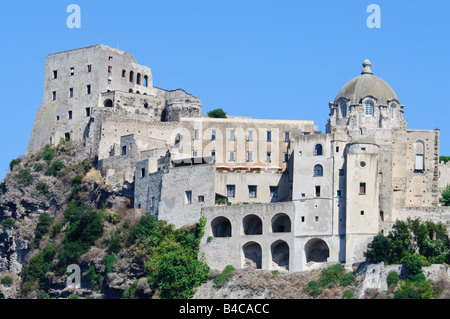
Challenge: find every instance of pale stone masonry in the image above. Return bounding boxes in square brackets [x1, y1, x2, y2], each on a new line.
[27, 46, 450, 273]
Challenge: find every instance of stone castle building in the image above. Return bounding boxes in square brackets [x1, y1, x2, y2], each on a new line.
[27, 45, 450, 272]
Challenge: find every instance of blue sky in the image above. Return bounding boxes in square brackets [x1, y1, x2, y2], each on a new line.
[0, 0, 449, 181]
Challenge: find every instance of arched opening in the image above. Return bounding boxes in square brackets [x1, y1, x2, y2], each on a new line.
[211, 216, 231, 237]
[305, 238, 329, 263]
[314, 144, 323, 156]
[137, 73, 141, 85]
[314, 164, 323, 177]
[271, 240, 289, 271]
[144, 75, 148, 87]
[242, 241, 262, 269]
[271, 213, 291, 233]
[243, 214, 262, 235]
[103, 99, 113, 107]
[414, 140, 425, 171]
[129, 71, 134, 83]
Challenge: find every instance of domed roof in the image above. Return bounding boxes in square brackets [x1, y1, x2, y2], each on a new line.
[335, 60, 398, 106]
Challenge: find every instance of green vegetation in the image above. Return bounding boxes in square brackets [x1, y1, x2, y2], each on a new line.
[440, 184, 450, 206]
[304, 264, 355, 298]
[440, 155, 450, 164]
[36, 182, 51, 198]
[1, 276, 13, 287]
[46, 161, 64, 177]
[1, 217, 14, 229]
[17, 169, 33, 186]
[207, 108, 227, 118]
[213, 265, 236, 287]
[365, 218, 449, 265]
[9, 158, 21, 171]
[33, 212, 54, 248]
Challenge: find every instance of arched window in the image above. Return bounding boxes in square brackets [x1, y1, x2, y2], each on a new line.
[242, 214, 262, 235]
[129, 71, 134, 83]
[271, 240, 289, 270]
[137, 73, 141, 85]
[414, 140, 425, 171]
[122, 69, 126, 78]
[314, 144, 323, 156]
[340, 100, 347, 118]
[313, 164, 323, 177]
[211, 216, 232, 237]
[243, 242, 262, 269]
[271, 213, 291, 233]
[305, 238, 329, 263]
[103, 99, 113, 107]
[390, 102, 397, 119]
[364, 100, 374, 116]
[144, 75, 148, 87]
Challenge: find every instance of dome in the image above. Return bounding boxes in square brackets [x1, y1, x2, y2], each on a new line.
[335, 60, 398, 106]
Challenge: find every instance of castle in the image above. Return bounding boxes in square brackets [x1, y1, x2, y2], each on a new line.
[27, 44, 450, 272]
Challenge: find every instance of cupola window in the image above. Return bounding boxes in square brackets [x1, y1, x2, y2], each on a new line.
[390, 102, 397, 119]
[364, 100, 374, 116]
[340, 100, 347, 118]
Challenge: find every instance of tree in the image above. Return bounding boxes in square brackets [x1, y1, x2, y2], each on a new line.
[207, 108, 227, 118]
[364, 233, 392, 263]
[440, 184, 450, 206]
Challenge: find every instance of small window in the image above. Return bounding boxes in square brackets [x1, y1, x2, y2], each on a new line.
[53, 70, 58, 79]
[85, 108, 91, 117]
[267, 131, 272, 142]
[315, 186, 321, 197]
[315, 216, 319, 222]
[198, 196, 205, 202]
[301, 216, 305, 222]
[360, 182, 366, 195]
[361, 211, 365, 215]
[108, 65, 112, 73]
[122, 145, 127, 156]
[141, 168, 146, 178]
[314, 164, 323, 177]
[87, 64, 92, 72]
[70, 67, 74, 76]
[211, 129, 216, 140]
[229, 151, 235, 162]
[336, 146, 339, 153]
[247, 151, 253, 162]
[364, 100, 374, 116]
[270, 186, 278, 197]
[69, 88, 74, 98]
[137, 73, 141, 85]
[129, 71, 134, 82]
[185, 191, 192, 205]
[68, 110, 72, 120]
[52, 91, 56, 101]
[266, 152, 271, 163]
[390, 102, 397, 119]
[337, 190, 341, 197]
[283, 153, 288, 162]
[86, 84, 91, 95]
[314, 144, 323, 156]
[249, 185, 257, 198]
[192, 150, 198, 157]
[144, 75, 148, 87]
[340, 100, 347, 118]
[194, 129, 200, 140]
[122, 69, 126, 77]
[227, 185, 235, 197]
[284, 132, 290, 142]
[65, 132, 71, 141]
[229, 130, 235, 141]
[108, 56, 113, 61]
[211, 150, 216, 158]
[56, 116, 60, 121]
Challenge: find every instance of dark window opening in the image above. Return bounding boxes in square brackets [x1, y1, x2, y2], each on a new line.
[53, 70, 57, 79]
[144, 75, 148, 87]
[68, 110, 72, 120]
[87, 64, 92, 72]
[108, 65, 112, 73]
[211, 217, 232, 237]
[85, 108, 91, 117]
[86, 84, 91, 94]
[122, 69, 126, 77]
[122, 145, 127, 156]
[249, 185, 257, 198]
[104, 99, 113, 107]
[69, 88, 73, 98]
[52, 91, 56, 101]
[70, 67, 74, 76]
[129, 71, 134, 83]
[315, 186, 321, 197]
[243, 214, 262, 235]
[315, 144, 323, 156]
[198, 195, 204, 202]
[65, 132, 71, 141]
[360, 182, 366, 195]
[137, 73, 141, 85]
[141, 168, 146, 178]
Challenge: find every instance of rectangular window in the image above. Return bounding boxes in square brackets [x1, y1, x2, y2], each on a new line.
[185, 191, 192, 205]
[266, 152, 271, 163]
[248, 185, 257, 198]
[211, 129, 216, 140]
[360, 182, 366, 195]
[56, 116, 60, 121]
[151, 197, 155, 208]
[361, 211, 365, 215]
[315, 216, 319, 222]
[65, 132, 71, 141]
[284, 132, 290, 142]
[229, 130, 235, 141]
[53, 70, 57, 79]
[108, 65, 112, 73]
[247, 151, 253, 162]
[85, 108, 91, 117]
[198, 195, 204, 202]
[194, 129, 200, 140]
[211, 150, 216, 158]
[248, 130, 253, 141]
[122, 145, 127, 155]
[109, 56, 113, 61]
[301, 216, 305, 222]
[267, 131, 272, 142]
[87, 84, 91, 94]
[229, 151, 235, 162]
[283, 153, 289, 162]
[227, 185, 235, 197]
[192, 150, 198, 157]
[315, 186, 321, 197]
[336, 146, 340, 153]
[337, 190, 341, 197]
[270, 186, 278, 197]
[52, 91, 56, 101]
[141, 168, 146, 178]
[70, 67, 74, 76]
[87, 64, 92, 72]
[69, 88, 74, 98]
[68, 110, 72, 120]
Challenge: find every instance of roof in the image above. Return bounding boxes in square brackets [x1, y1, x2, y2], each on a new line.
[335, 60, 399, 106]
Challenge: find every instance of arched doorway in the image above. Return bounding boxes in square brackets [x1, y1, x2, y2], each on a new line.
[271, 240, 289, 270]
[242, 214, 262, 235]
[271, 213, 291, 233]
[242, 241, 262, 269]
[211, 216, 231, 237]
[305, 238, 329, 263]
[104, 99, 113, 107]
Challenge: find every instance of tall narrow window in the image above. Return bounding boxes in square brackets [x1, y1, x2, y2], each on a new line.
[87, 64, 92, 72]
[68, 110, 72, 120]
[340, 100, 347, 118]
[315, 186, 321, 197]
[229, 151, 235, 162]
[390, 102, 397, 119]
[248, 130, 253, 141]
[129, 71, 134, 82]
[69, 88, 74, 98]
[359, 182, 366, 194]
[229, 130, 235, 141]
[52, 91, 56, 101]
[247, 151, 253, 162]
[284, 132, 290, 142]
[137, 73, 141, 85]
[194, 129, 200, 140]
[227, 185, 235, 197]
[415, 140, 425, 171]
[314, 144, 323, 156]
[144, 75, 148, 87]
[53, 70, 58, 79]
[122, 69, 126, 77]
[70, 67, 75, 76]
[266, 152, 271, 163]
[211, 129, 216, 140]
[185, 191, 192, 205]
[267, 131, 272, 142]
[86, 84, 91, 95]
[108, 65, 112, 73]
[249, 186, 257, 198]
[270, 186, 278, 197]
[364, 100, 374, 116]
